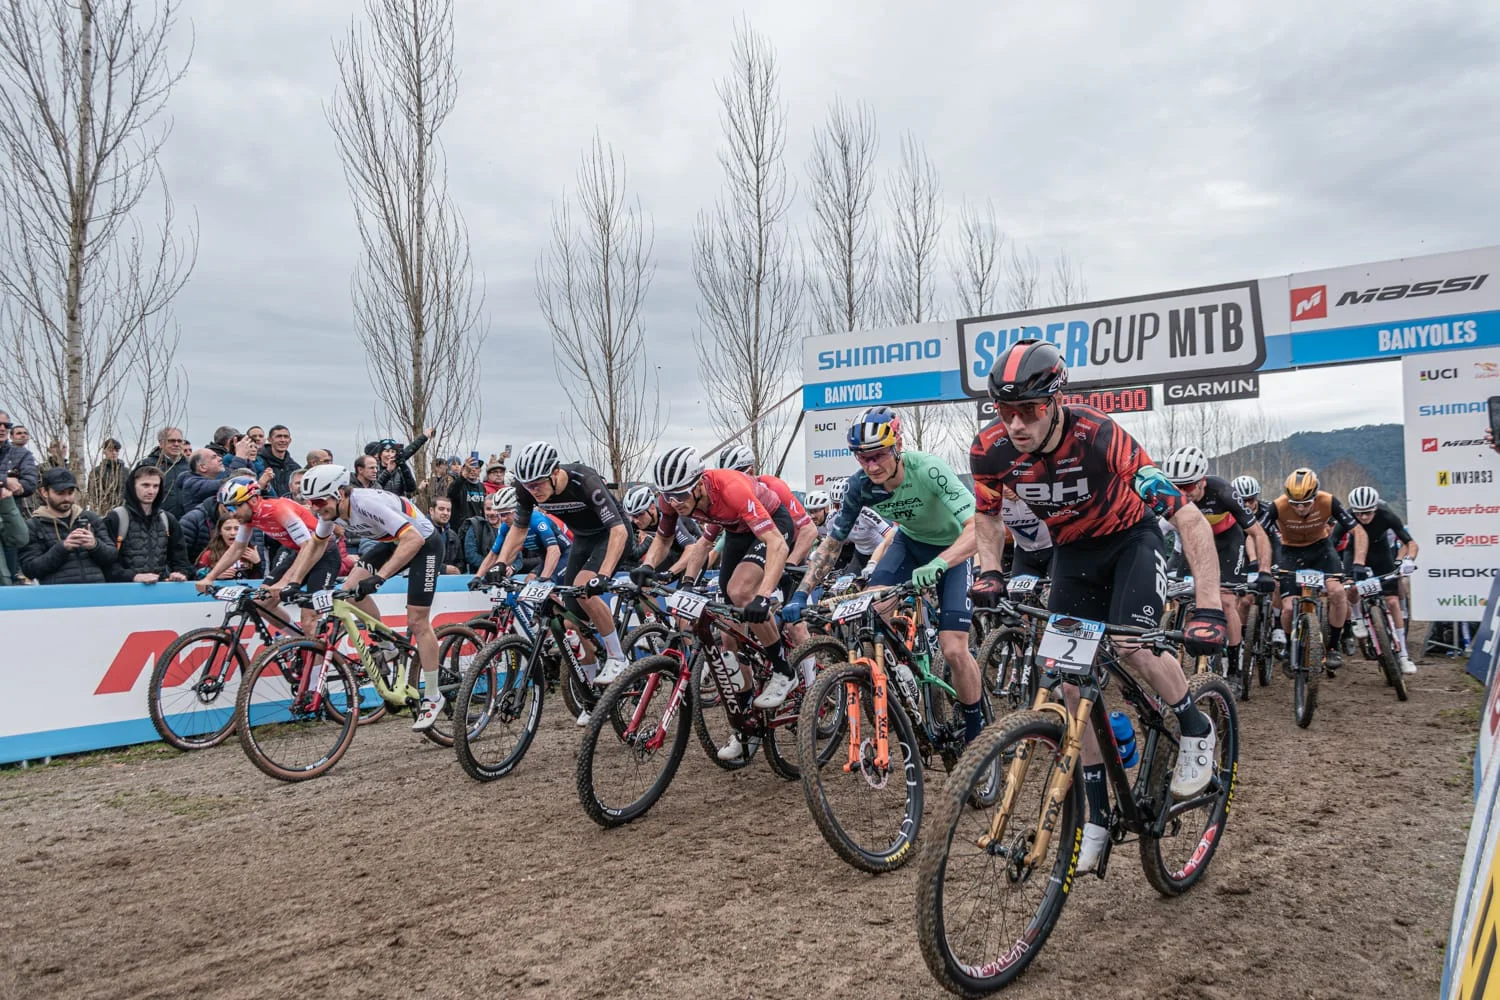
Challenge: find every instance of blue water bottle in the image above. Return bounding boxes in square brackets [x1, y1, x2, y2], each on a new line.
[1109, 710, 1139, 768]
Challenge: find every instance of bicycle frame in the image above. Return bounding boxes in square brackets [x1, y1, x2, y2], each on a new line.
[1287, 578, 1328, 675]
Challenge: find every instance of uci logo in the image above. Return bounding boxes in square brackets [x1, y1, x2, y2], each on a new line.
[813, 422, 837, 432]
[1419, 368, 1459, 381]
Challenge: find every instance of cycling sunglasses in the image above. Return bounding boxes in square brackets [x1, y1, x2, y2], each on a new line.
[994, 400, 1049, 422]
[852, 447, 894, 466]
[662, 486, 696, 502]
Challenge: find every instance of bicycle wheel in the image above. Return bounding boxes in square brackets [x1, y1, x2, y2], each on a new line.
[797, 662, 923, 874]
[786, 634, 849, 746]
[977, 626, 1035, 712]
[576, 655, 692, 828]
[1294, 612, 1321, 729]
[1369, 608, 1408, 701]
[452, 636, 542, 782]
[1256, 608, 1275, 687]
[915, 709, 1080, 996]
[235, 638, 360, 782]
[1139, 673, 1239, 896]
[691, 649, 759, 770]
[622, 621, 672, 659]
[423, 624, 485, 748]
[1237, 605, 1256, 703]
[148, 627, 246, 750]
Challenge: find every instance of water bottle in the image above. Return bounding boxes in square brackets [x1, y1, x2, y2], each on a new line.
[892, 662, 923, 723]
[1109, 710, 1139, 768]
[718, 650, 749, 693]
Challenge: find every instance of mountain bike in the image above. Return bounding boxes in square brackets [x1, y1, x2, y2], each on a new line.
[1241, 578, 1277, 691]
[1282, 567, 1333, 729]
[1352, 570, 1408, 701]
[1162, 575, 1227, 683]
[794, 583, 996, 874]
[915, 600, 1239, 996]
[148, 584, 304, 750]
[576, 585, 810, 828]
[451, 578, 648, 782]
[973, 575, 1048, 714]
[233, 589, 475, 780]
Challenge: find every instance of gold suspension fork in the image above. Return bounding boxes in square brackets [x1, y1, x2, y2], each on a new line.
[996, 694, 1092, 867]
[976, 695, 1070, 850]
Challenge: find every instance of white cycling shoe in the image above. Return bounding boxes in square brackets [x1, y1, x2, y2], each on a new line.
[1170, 719, 1217, 799]
[411, 694, 445, 733]
[575, 709, 592, 727]
[1076, 822, 1110, 874]
[752, 671, 798, 710]
[1349, 619, 1369, 640]
[717, 734, 745, 761]
[594, 657, 628, 686]
[1399, 655, 1417, 675]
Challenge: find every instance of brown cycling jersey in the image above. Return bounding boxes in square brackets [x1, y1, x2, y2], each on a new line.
[1271, 491, 1355, 548]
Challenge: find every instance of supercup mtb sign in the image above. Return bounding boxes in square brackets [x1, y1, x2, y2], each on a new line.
[958, 281, 1265, 395]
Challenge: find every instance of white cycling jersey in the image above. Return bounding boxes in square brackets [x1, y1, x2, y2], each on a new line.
[314, 488, 433, 543]
[1002, 495, 1052, 552]
[819, 506, 892, 556]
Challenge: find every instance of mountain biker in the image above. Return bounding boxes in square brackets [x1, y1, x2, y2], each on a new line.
[1346, 486, 1418, 674]
[717, 443, 820, 564]
[1266, 467, 1356, 674]
[968, 339, 1227, 875]
[820, 477, 896, 577]
[468, 486, 569, 586]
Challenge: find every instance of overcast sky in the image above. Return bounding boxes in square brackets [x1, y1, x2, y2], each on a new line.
[126, 0, 1500, 479]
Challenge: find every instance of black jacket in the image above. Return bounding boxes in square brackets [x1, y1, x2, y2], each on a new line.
[432, 523, 463, 571]
[255, 448, 301, 499]
[462, 516, 499, 573]
[103, 470, 191, 581]
[0, 442, 38, 498]
[19, 505, 118, 584]
[448, 475, 487, 524]
[175, 469, 227, 514]
[144, 448, 192, 517]
[369, 434, 429, 497]
[178, 494, 223, 564]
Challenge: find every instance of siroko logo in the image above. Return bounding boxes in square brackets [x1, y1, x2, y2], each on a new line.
[1419, 368, 1459, 381]
[1427, 567, 1497, 578]
[1290, 285, 1326, 321]
[1435, 533, 1500, 547]
[1438, 469, 1496, 487]
[1335, 273, 1488, 307]
[1422, 438, 1439, 452]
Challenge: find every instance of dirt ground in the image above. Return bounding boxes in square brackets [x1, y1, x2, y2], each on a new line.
[0, 637, 1483, 1000]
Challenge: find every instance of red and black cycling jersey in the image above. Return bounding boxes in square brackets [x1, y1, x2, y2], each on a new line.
[656, 468, 781, 543]
[515, 462, 623, 536]
[1196, 475, 1256, 536]
[970, 404, 1188, 546]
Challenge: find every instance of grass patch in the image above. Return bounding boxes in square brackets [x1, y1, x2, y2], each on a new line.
[1, 741, 185, 775]
[1439, 703, 1482, 729]
[102, 788, 237, 820]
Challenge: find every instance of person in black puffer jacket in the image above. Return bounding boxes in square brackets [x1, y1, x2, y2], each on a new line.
[177, 493, 223, 565]
[19, 467, 118, 584]
[365, 429, 433, 497]
[103, 464, 191, 583]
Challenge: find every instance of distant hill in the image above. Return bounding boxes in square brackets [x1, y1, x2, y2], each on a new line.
[1212, 423, 1406, 518]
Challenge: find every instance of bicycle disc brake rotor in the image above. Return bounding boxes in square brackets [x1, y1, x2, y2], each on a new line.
[855, 737, 890, 790]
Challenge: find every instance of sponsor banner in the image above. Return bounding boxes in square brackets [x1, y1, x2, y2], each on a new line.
[802, 322, 959, 410]
[803, 406, 865, 489]
[1162, 373, 1260, 406]
[0, 580, 491, 765]
[1403, 345, 1500, 621]
[1440, 581, 1500, 999]
[979, 385, 1153, 423]
[957, 282, 1264, 396]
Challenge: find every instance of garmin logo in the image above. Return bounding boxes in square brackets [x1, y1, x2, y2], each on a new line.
[817, 338, 942, 371]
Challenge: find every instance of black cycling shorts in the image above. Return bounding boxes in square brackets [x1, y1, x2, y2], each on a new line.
[1047, 520, 1166, 631]
[564, 529, 617, 583]
[1010, 545, 1053, 581]
[269, 544, 341, 593]
[359, 532, 443, 608]
[1277, 540, 1343, 596]
[1215, 523, 1247, 585]
[719, 506, 796, 586]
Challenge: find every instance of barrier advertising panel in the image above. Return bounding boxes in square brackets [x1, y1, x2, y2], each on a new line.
[1402, 345, 1500, 622]
[803, 405, 865, 489]
[0, 580, 491, 765]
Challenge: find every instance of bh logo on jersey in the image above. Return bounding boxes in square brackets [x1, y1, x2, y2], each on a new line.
[1014, 476, 1091, 506]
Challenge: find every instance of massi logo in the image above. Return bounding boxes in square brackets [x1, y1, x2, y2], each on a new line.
[1289, 286, 1325, 321]
[1476, 361, 1500, 380]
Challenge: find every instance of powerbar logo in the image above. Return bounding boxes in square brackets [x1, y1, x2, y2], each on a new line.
[1435, 534, 1500, 547]
[1419, 401, 1486, 417]
[1438, 469, 1496, 486]
[1429, 504, 1500, 516]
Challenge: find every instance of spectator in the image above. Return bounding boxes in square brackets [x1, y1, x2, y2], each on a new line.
[462, 495, 503, 573]
[0, 412, 29, 586]
[88, 437, 128, 511]
[175, 448, 228, 512]
[103, 465, 191, 583]
[44, 437, 66, 471]
[194, 515, 265, 581]
[447, 455, 486, 523]
[0, 411, 38, 501]
[246, 426, 266, 449]
[483, 461, 506, 494]
[177, 493, 222, 564]
[210, 426, 253, 473]
[144, 426, 191, 517]
[233, 431, 260, 467]
[370, 428, 433, 497]
[353, 454, 379, 489]
[288, 468, 306, 503]
[304, 447, 332, 469]
[428, 496, 464, 574]
[19, 467, 118, 584]
[418, 455, 455, 512]
[253, 424, 299, 498]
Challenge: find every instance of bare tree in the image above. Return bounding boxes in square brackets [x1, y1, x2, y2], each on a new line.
[1005, 245, 1042, 312]
[327, 0, 484, 483]
[1048, 251, 1088, 307]
[0, 0, 195, 478]
[805, 96, 880, 336]
[537, 133, 661, 483]
[951, 197, 1005, 316]
[693, 20, 802, 467]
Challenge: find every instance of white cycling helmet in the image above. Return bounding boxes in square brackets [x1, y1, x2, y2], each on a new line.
[513, 441, 560, 484]
[652, 446, 705, 493]
[300, 464, 350, 501]
[622, 484, 657, 517]
[828, 478, 850, 506]
[718, 442, 755, 473]
[1347, 486, 1380, 511]
[803, 490, 831, 511]
[1160, 446, 1209, 485]
[1231, 475, 1260, 501]
[488, 486, 518, 512]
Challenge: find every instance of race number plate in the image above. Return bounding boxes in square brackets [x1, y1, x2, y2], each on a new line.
[667, 590, 709, 622]
[311, 590, 335, 613]
[486, 586, 506, 602]
[1295, 569, 1325, 590]
[1356, 577, 1383, 598]
[830, 574, 856, 596]
[519, 581, 555, 604]
[1037, 614, 1106, 674]
[214, 586, 249, 602]
[1008, 574, 1039, 596]
[831, 593, 875, 622]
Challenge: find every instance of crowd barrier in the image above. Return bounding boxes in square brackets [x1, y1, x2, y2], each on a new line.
[1441, 573, 1500, 1000]
[0, 578, 491, 766]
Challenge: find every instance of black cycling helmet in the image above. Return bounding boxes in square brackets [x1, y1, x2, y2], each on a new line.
[987, 339, 1069, 402]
